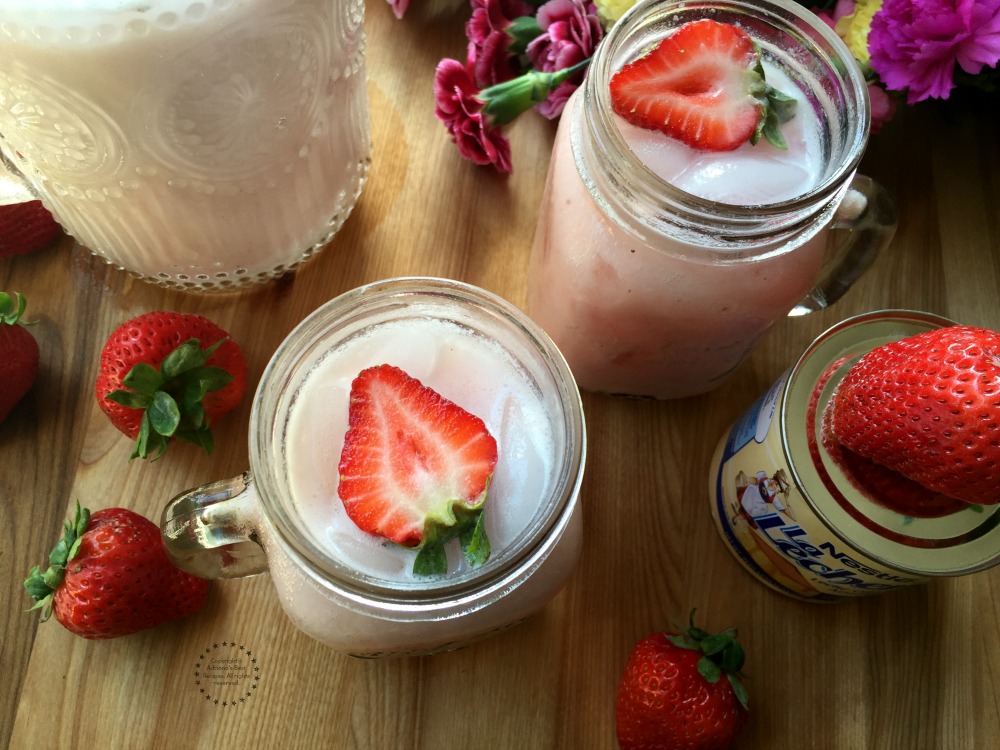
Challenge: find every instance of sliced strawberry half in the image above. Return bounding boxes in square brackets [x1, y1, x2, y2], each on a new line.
[609, 19, 796, 152]
[337, 364, 499, 576]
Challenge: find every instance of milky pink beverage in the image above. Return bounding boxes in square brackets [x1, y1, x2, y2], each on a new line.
[161, 279, 586, 657]
[528, 0, 896, 399]
[0, 0, 370, 291]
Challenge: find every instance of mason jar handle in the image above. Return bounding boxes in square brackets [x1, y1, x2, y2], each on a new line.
[790, 174, 897, 315]
[0, 144, 39, 205]
[160, 471, 269, 579]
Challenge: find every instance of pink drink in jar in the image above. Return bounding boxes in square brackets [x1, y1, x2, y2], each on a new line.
[528, 0, 896, 398]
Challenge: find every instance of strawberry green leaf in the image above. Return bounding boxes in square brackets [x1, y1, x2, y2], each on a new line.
[459, 508, 491, 567]
[174, 425, 215, 455]
[727, 673, 750, 710]
[413, 542, 448, 577]
[132, 414, 171, 460]
[148, 391, 181, 437]
[0, 291, 29, 325]
[667, 633, 700, 651]
[24, 502, 91, 622]
[105, 389, 152, 410]
[698, 655, 723, 684]
[161, 338, 223, 379]
[719, 639, 746, 673]
[122, 361, 165, 396]
[700, 631, 733, 656]
[768, 87, 797, 123]
[23, 566, 50, 600]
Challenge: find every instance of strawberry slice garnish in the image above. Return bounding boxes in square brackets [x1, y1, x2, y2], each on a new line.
[609, 19, 796, 152]
[337, 364, 499, 576]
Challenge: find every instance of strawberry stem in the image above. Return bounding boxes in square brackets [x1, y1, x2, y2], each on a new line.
[105, 337, 233, 460]
[479, 59, 590, 125]
[0, 291, 32, 326]
[24, 501, 91, 621]
[411, 508, 492, 577]
[667, 610, 750, 710]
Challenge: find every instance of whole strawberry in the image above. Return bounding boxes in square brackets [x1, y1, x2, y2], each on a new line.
[0, 291, 39, 422]
[96, 311, 247, 459]
[828, 326, 1000, 506]
[24, 502, 210, 639]
[616, 615, 749, 750]
[0, 200, 61, 257]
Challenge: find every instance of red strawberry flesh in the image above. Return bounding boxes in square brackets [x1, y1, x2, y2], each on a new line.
[808, 357, 968, 518]
[609, 19, 793, 152]
[0, 200, 61, 258]
[337, 364, 499, 556]
[827, 326, 1000, 506]
[0, 292, 39, 423]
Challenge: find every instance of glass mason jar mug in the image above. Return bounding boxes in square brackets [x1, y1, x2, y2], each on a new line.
[160, 278, 587, 657]
[0, 0, 370, 292]
[528, 0, 897, 399]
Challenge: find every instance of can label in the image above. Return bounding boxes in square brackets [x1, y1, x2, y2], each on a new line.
[710, 372, 927, 601]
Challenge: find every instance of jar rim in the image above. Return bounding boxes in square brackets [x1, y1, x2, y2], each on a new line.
[583, 0, 871, 243]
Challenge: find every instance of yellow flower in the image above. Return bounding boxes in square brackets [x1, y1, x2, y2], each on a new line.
[834, 0, 884, 66]
[593, 0, 640, 27]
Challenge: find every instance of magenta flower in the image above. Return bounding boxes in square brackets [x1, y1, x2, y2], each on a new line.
[433, 50, 513, 174]
[869, 0, 1000, 103]
[867, 82, 898, 132]
[387, 0, 410, 19]
[525, 0, 603, 118]
[467, 0, 534, 87]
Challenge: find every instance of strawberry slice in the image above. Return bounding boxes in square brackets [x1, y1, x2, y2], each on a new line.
[337, 364, 499, 576]
[609, 19, 796, 152]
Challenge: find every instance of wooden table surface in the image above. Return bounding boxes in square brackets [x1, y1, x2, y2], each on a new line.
[3, 4, 999, 748]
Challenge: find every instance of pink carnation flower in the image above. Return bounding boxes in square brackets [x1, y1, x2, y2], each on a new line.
[433, 48, 513, 174]
[525, 0, 603, 118]
[869, 0, 1000, 103]
[388, 0, 410, 19]
[467, 0, 534, 87]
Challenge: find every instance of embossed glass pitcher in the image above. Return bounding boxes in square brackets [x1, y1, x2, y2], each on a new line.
[0, 0, 370, 291]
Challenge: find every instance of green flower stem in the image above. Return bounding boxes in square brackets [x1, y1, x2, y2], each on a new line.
[479, 58, 591, 125]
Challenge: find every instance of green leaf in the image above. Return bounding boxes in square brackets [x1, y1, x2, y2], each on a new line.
[413, 542, 448, 577]
[191, 365, 234, 394]
[105, 389, 151, 410]
[132, 413, 171, 460]
[508, 16, 543, 54]
[121, 361, 165, 396]
[1, 291, 28, 324]
[458, 509, 491, 568]
[174, 425, 215, 455]
[667, 633, 700, 651]
[700, 631, 733, 656]
[23, 566, 50, 600]
[48, 538, 70, 568]
[697, 655, 722, 684]
[759, 107, 789, 150]
[720, 640, 746, 673]
[160, 338, 215, 379]
[768, 87, 798, 123]
[147, 390, 181, 437]
[41, 566, 64, 589]
[727, 673, 750, 711]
